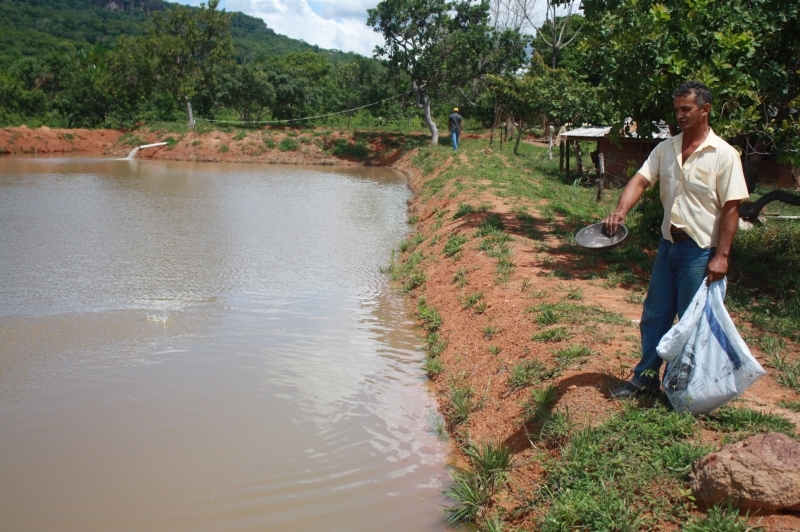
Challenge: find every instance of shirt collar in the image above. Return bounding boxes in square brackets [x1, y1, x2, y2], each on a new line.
[671, 128, 718, 163]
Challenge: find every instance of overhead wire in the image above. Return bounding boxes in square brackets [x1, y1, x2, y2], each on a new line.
[195, 90, 413, 126]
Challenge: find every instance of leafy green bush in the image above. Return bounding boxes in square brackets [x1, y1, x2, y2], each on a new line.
[279, 137, 299, 151]
[332, 138, 370, 157]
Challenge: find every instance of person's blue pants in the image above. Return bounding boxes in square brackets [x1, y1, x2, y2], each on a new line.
[451, 130, 460, 151]
[632, 238, 714, 388]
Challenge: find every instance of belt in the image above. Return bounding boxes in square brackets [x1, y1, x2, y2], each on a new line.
[670, 231, 691, 243]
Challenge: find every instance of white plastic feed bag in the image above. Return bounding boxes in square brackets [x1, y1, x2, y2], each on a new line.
[657, 279, 766, 415]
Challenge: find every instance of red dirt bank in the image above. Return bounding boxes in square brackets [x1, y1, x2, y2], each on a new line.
[0, 125, 409, 166]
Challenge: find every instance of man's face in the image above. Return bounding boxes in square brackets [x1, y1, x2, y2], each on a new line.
[673, 92, 710, 134]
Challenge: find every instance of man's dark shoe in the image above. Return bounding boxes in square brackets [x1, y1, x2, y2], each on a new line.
[610, 382, 660, 399]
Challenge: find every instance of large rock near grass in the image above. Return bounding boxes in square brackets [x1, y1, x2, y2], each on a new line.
[690, 432, 800, 511]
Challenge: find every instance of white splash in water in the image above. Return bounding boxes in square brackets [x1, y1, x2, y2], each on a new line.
[146, 309, 171, 324]
[126, 147, 140, 159]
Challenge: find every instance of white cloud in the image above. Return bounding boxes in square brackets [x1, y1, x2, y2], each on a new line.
[173, 0, 383, 56]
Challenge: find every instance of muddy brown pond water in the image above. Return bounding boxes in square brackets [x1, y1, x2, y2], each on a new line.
[0, 157, 452, 531]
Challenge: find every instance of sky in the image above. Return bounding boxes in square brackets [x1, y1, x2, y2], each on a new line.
[174, 0, 384, 57]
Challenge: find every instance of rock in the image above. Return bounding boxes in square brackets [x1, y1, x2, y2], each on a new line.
[690, 432, 800, 511]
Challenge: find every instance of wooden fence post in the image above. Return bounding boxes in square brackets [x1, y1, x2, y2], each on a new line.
[596, 152, 606, 201]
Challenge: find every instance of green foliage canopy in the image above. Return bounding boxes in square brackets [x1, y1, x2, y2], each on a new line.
[368, 0, 527, 142]
[579, 0, 800, 165]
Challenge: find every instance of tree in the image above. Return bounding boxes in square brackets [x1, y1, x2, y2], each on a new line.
[531, 0, 584, 69]
[146, 0, 233, 112]
[579, 0, 800, 190]
[217, 63, 274, 123]
[367, 0, 526, 144]
[487, 53, 611, 157]
[266, 52, 334, 120]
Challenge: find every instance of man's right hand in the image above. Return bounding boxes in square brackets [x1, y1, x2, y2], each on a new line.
[603, 211, 625, 236]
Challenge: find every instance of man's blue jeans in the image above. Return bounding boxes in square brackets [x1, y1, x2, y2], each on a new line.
[451, 130, 460, 151]
[632, 237, 714, 388]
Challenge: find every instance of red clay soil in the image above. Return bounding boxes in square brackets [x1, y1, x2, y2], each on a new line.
[391, 149, 800, 530]
[0, 126, 124, 155]
[0, 125, 411, 166]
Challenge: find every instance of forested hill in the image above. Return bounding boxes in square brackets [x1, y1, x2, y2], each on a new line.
[0, 0, 358, 63]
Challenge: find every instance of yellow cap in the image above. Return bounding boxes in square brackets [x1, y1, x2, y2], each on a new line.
[453, 107, 459, 112]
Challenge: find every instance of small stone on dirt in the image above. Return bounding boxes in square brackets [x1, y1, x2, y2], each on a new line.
[690, 432, 800, 511]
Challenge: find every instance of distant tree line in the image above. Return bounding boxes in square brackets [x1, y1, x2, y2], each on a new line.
[0, 0, 396, 128]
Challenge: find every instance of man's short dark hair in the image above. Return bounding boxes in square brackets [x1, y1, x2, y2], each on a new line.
[673, 81, 712, 107]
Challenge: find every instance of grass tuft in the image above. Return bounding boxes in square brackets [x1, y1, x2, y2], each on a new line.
[553, 344, 594, 362]
[508, 360, 557, 390]
[449, 385, 473, 425]
[443, 233, 468, 257]
[532, 326, 572, 342]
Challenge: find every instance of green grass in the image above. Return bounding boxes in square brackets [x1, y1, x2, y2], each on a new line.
[553, 344, 594, 362]
[462, 290, 484, 309]
[444, 472, 492, 524]
[464, 441, 513, 488]
[488, 344, 502, 355]
[526, 302, 630, 327]
[508, 360, 557, 390]
[701, 406, 795, 442]
[537, 403, 710, 531]
[525, 384, 559, 420]
[384, 250, 426, 292]
[398, 233, 425, 252]
[566, 286, 583, 301]
[483, 325, 498, 339]
[417, 298, 443, 332]
[424, 356, 445, 375]
[453, 202, 477, 219]
[452, 267, 467, 287]
[475, 214, 505, 236]
[682, 502, 763, 532]
[445, 441, 512, 525]
[779, 400, 800, 412]
[425, 331, 447, 358]
[443, 233, 468, 257]
[219, 144, 229, 153]
[279, 137, 299, 151]
[532, 327, 572, 342]
[536, 308, 560, 325]
[449, 385, 473, 425]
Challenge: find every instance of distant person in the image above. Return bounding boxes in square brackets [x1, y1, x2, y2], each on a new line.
[448, 108, 463, 151]
[602, 81, 749, 399]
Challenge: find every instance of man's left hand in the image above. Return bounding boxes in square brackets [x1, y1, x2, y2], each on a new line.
[706, 254, 729, 284]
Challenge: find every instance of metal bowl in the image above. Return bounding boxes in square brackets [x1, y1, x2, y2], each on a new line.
[575, 222, 628, 251]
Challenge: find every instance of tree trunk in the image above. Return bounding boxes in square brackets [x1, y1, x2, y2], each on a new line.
[513, 120, 523, 155]
[413, 81, 438, 145]
[489, 105, 500, 148]
[574, 141, 583, 176]
[421, 92, 438, 145]
[185, 98, 194, 127]
[740, 190, 800, 220]
[744, 136, 765, 193]
[547, 119, 553, 160]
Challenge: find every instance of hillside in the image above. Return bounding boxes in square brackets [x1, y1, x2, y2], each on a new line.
[0, 0, 360, 63]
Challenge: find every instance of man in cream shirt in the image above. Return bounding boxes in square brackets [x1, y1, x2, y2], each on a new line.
[604, 81, 750, 398]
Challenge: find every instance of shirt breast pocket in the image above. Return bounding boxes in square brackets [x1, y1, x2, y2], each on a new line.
[687, 166, 715, 195]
